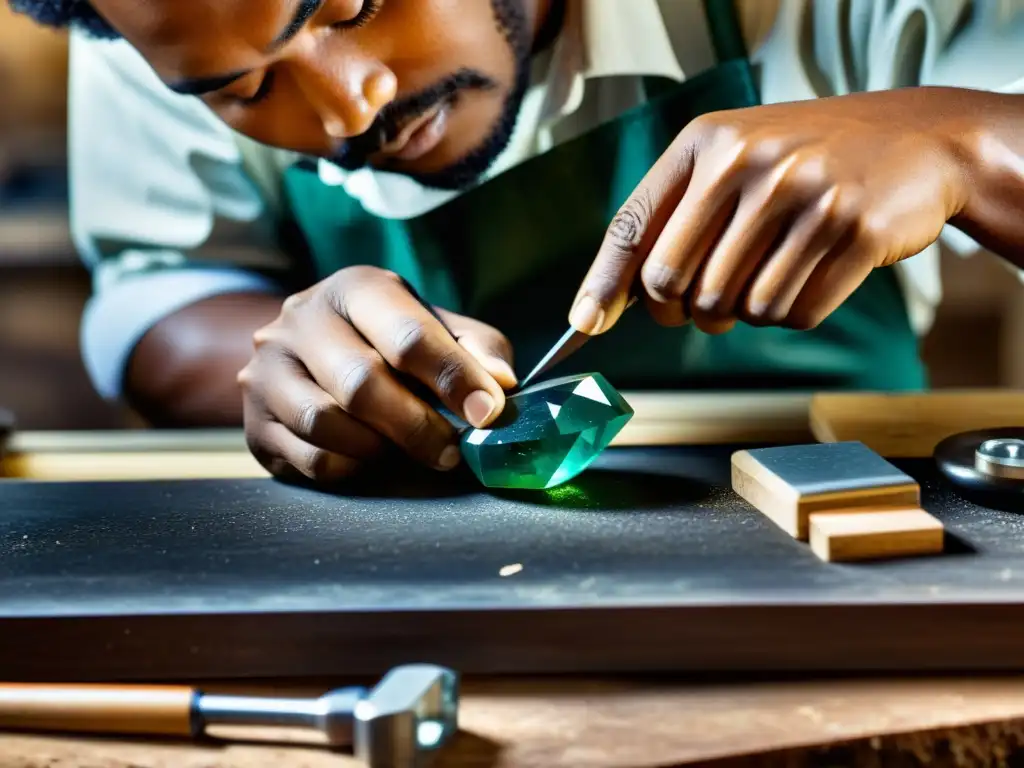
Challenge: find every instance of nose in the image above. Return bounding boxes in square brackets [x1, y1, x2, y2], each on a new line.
[292, 52, 397, 139]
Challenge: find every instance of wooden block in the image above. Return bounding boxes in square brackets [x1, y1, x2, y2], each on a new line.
[809, 389, 1024, 458]
[809, 508, 944, 562]
[731, 442, 920, 540]
[0, 451, 269, 482]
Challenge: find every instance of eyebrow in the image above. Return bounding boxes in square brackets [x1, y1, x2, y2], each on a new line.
[268, 0, 323, 51]
[166, 0, 324, 96]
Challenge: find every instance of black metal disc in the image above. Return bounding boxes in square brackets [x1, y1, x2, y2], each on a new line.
[934, 427, 1024, 511]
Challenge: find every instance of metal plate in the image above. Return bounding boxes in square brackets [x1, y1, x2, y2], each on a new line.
[3, 445, 1024, 681]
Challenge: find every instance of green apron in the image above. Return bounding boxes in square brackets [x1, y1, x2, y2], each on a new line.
[274, 1, 927, 392]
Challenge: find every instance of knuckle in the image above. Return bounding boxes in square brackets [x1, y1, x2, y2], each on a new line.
[334, 355, 385, 410]
[688, 111, 728, 142]
[818, 185, 859, 230]
[236, 363, 255, 389]
[390, 317, 429, 370]
[777, 150, 827, 193]
[605, 191, 654, 257]
[713, 133, 752, 174]
[695, 294, 727, 319]
[642, 261, 684, 301]
[298, 446, 350, 482]
[763, 302, 791, 326]
[293, 399, 332, 439]
[251, 323, 281, 351]
[243, 423, 278, 476]
[398, 410, 438, 455]
[789, 152, 829, 193]
[752, 303, 786, 327]
[265, 457, 295, 480]
[854, 211, 889, 250]
[741, 307, 772, 327]
[339, 265, 396, 284]
[433, 348, 467, 398]
[280, 292, 306, 314]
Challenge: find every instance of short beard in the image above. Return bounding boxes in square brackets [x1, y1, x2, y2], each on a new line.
[327, 0, 535, 191]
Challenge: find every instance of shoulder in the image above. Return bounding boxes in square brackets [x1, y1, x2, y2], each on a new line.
[69, 29, 296, 211]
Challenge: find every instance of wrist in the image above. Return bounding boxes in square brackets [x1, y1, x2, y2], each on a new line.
[125, 292, 283, 427]
[939, 89, 1024, 265]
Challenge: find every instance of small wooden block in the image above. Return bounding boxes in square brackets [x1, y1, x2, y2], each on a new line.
[731, 442, 920, 540]
[809, 508, 945, 562]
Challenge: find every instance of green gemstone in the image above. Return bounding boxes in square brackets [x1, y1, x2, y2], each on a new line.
[460, 372, 634, 490]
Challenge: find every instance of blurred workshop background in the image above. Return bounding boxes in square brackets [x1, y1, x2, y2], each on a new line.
[1, 4, 1022, 431]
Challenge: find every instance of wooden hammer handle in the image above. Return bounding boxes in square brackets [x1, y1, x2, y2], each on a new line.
[0, 684, 197, 737]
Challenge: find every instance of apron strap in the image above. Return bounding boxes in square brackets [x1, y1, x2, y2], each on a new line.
[645, 0, 751, 100]
[703, 0, 749, 63]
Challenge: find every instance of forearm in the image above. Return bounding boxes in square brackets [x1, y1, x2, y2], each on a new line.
[945, 88, 1024, 270]
[124, 292, 283, 427]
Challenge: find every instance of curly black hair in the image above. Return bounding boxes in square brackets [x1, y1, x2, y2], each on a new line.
[8, 0, 120, 38]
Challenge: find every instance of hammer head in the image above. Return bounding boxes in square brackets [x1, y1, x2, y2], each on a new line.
[351, 664, 459, 768]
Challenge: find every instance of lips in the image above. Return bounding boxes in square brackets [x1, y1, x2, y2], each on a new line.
[378, 102, 450, 162]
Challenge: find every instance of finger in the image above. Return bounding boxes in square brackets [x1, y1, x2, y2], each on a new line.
[687, 167, 800, 330]
[250, 351, 387, 460]
[335, 275, 505, 428]
[783, 237, 876, 330]
[641, 175, 740, 302]
[742, 187, 852, 325]
[247, 418, 362, 484]
[688, 214, 787, 332]
[569, 137, 699, 335]
[289, 317, 461, 472]
[439, 309, 518, 390]
[644, 291, 688, 327]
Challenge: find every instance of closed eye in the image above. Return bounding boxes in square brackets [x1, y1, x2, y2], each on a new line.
[332, 0, 383, 29]
[233, 69, 277, 106]
[226, 0, 384, 108]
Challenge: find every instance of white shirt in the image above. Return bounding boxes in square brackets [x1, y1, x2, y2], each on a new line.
[70, 0, 1024, 401]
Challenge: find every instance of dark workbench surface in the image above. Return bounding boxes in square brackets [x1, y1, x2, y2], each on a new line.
[2, 446, 1024, 680]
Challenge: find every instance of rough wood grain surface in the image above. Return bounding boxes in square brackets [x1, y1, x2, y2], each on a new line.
[809, 390, 1024, 458]
[5, 677, 1024, 767]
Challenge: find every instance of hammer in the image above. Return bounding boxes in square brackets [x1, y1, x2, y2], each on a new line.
[0, 664, 458, 768]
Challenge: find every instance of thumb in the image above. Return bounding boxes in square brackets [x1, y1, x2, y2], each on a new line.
[437, 309, 518, 391]
[570, 138, 697, 335]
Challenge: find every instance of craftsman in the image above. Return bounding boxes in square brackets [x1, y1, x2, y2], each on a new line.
[10, 0, 1024, 483]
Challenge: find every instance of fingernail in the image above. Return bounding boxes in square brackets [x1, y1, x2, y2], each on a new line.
[569, 295, 605, 334]
[463, 389, 497, 426]
[438, 444, 461, 470]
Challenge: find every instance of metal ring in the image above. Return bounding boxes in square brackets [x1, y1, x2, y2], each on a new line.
[975, 438, 1024, 480]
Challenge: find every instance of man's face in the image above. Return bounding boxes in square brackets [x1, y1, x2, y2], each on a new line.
[89, 0, 547, 189]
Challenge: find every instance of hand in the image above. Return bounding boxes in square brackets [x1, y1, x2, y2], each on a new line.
[239, 266, 517, 483]
[570, 87, 973, 335]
